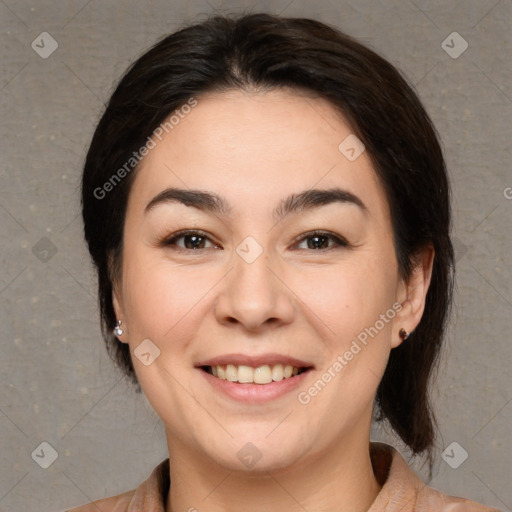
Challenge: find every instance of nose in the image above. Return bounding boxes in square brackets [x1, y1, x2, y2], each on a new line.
[213, 248, 295, 332]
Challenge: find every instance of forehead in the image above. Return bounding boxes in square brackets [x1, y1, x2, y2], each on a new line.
[128, 89, 389, 225]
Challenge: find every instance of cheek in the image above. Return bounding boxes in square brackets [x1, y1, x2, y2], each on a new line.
[287, 257, 396, 340]
[122, 257, 220, 345]
[119, 258, 216, 417]
[293, 263, 396, 410]
[290, 256, 398, 408]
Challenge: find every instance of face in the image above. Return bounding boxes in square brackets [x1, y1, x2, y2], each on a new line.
[113, 89, 420, 473]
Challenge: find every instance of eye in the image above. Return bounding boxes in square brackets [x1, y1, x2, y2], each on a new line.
[160, 229, 348, 252]
[161, 230, 221, 251]
[293, 231, 349, 251]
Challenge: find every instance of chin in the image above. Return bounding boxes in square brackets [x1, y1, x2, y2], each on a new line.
[201, 429, 310, 473]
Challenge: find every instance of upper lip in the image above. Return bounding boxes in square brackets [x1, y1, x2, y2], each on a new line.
[195, 353, 314, 369]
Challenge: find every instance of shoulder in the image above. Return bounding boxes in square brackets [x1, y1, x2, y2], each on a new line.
[416, 484, 501, 511]
[65, 489, 135, 512]
[369, 442, 501, 512]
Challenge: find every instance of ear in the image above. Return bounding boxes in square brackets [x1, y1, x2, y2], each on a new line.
[392, 245, 435, 348]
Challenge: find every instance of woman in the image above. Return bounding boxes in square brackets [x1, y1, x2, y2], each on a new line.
[68, 13, 499, 512]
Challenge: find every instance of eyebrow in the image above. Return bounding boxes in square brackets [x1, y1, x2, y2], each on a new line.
[144, 186, 368, 221]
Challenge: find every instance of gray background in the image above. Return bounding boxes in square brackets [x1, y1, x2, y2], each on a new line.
[0, 1, 511, 511]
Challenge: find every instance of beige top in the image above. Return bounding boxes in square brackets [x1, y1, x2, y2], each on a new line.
[66, 442, 501, 511]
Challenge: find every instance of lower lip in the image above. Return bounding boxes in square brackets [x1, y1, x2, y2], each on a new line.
[198, 368, 312, 403]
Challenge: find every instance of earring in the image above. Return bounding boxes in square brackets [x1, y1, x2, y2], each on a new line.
[113, 320, 124, 336]
[399, 328, 409, 340]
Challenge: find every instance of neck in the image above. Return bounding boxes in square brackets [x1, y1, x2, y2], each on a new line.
[165, 426, 381, 512]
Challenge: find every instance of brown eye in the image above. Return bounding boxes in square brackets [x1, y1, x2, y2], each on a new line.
[294, 231, 348, 251]
[180, 234, 207, 249]
[162, 230, 220, 250]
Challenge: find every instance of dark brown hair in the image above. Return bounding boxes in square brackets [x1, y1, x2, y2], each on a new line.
[82, 13, 454, 470]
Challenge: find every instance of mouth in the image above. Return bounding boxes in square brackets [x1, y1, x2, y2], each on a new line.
[200, 363, 311, 384]
[195, 354, 315, 403]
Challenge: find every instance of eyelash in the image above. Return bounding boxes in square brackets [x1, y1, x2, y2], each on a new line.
[160, 229, 349, 252]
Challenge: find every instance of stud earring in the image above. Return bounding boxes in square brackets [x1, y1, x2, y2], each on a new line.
[113, 320, 124, 336]
[399, 328, 409, 340]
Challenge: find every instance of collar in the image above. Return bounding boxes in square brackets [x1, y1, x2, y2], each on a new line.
[124, 442, 496, 512]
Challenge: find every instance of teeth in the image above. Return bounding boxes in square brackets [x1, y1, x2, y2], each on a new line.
[225, 364, 238, 382]
[254, 365, 272, 384]
[237, 365, 254, 383]
[208, 363, 304, 384]
[271, 364, 284, 381]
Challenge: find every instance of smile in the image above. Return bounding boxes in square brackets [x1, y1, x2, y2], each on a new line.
[201, 364, 308, 384]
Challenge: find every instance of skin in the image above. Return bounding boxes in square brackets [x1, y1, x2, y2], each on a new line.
[113, 89, 434, 512]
